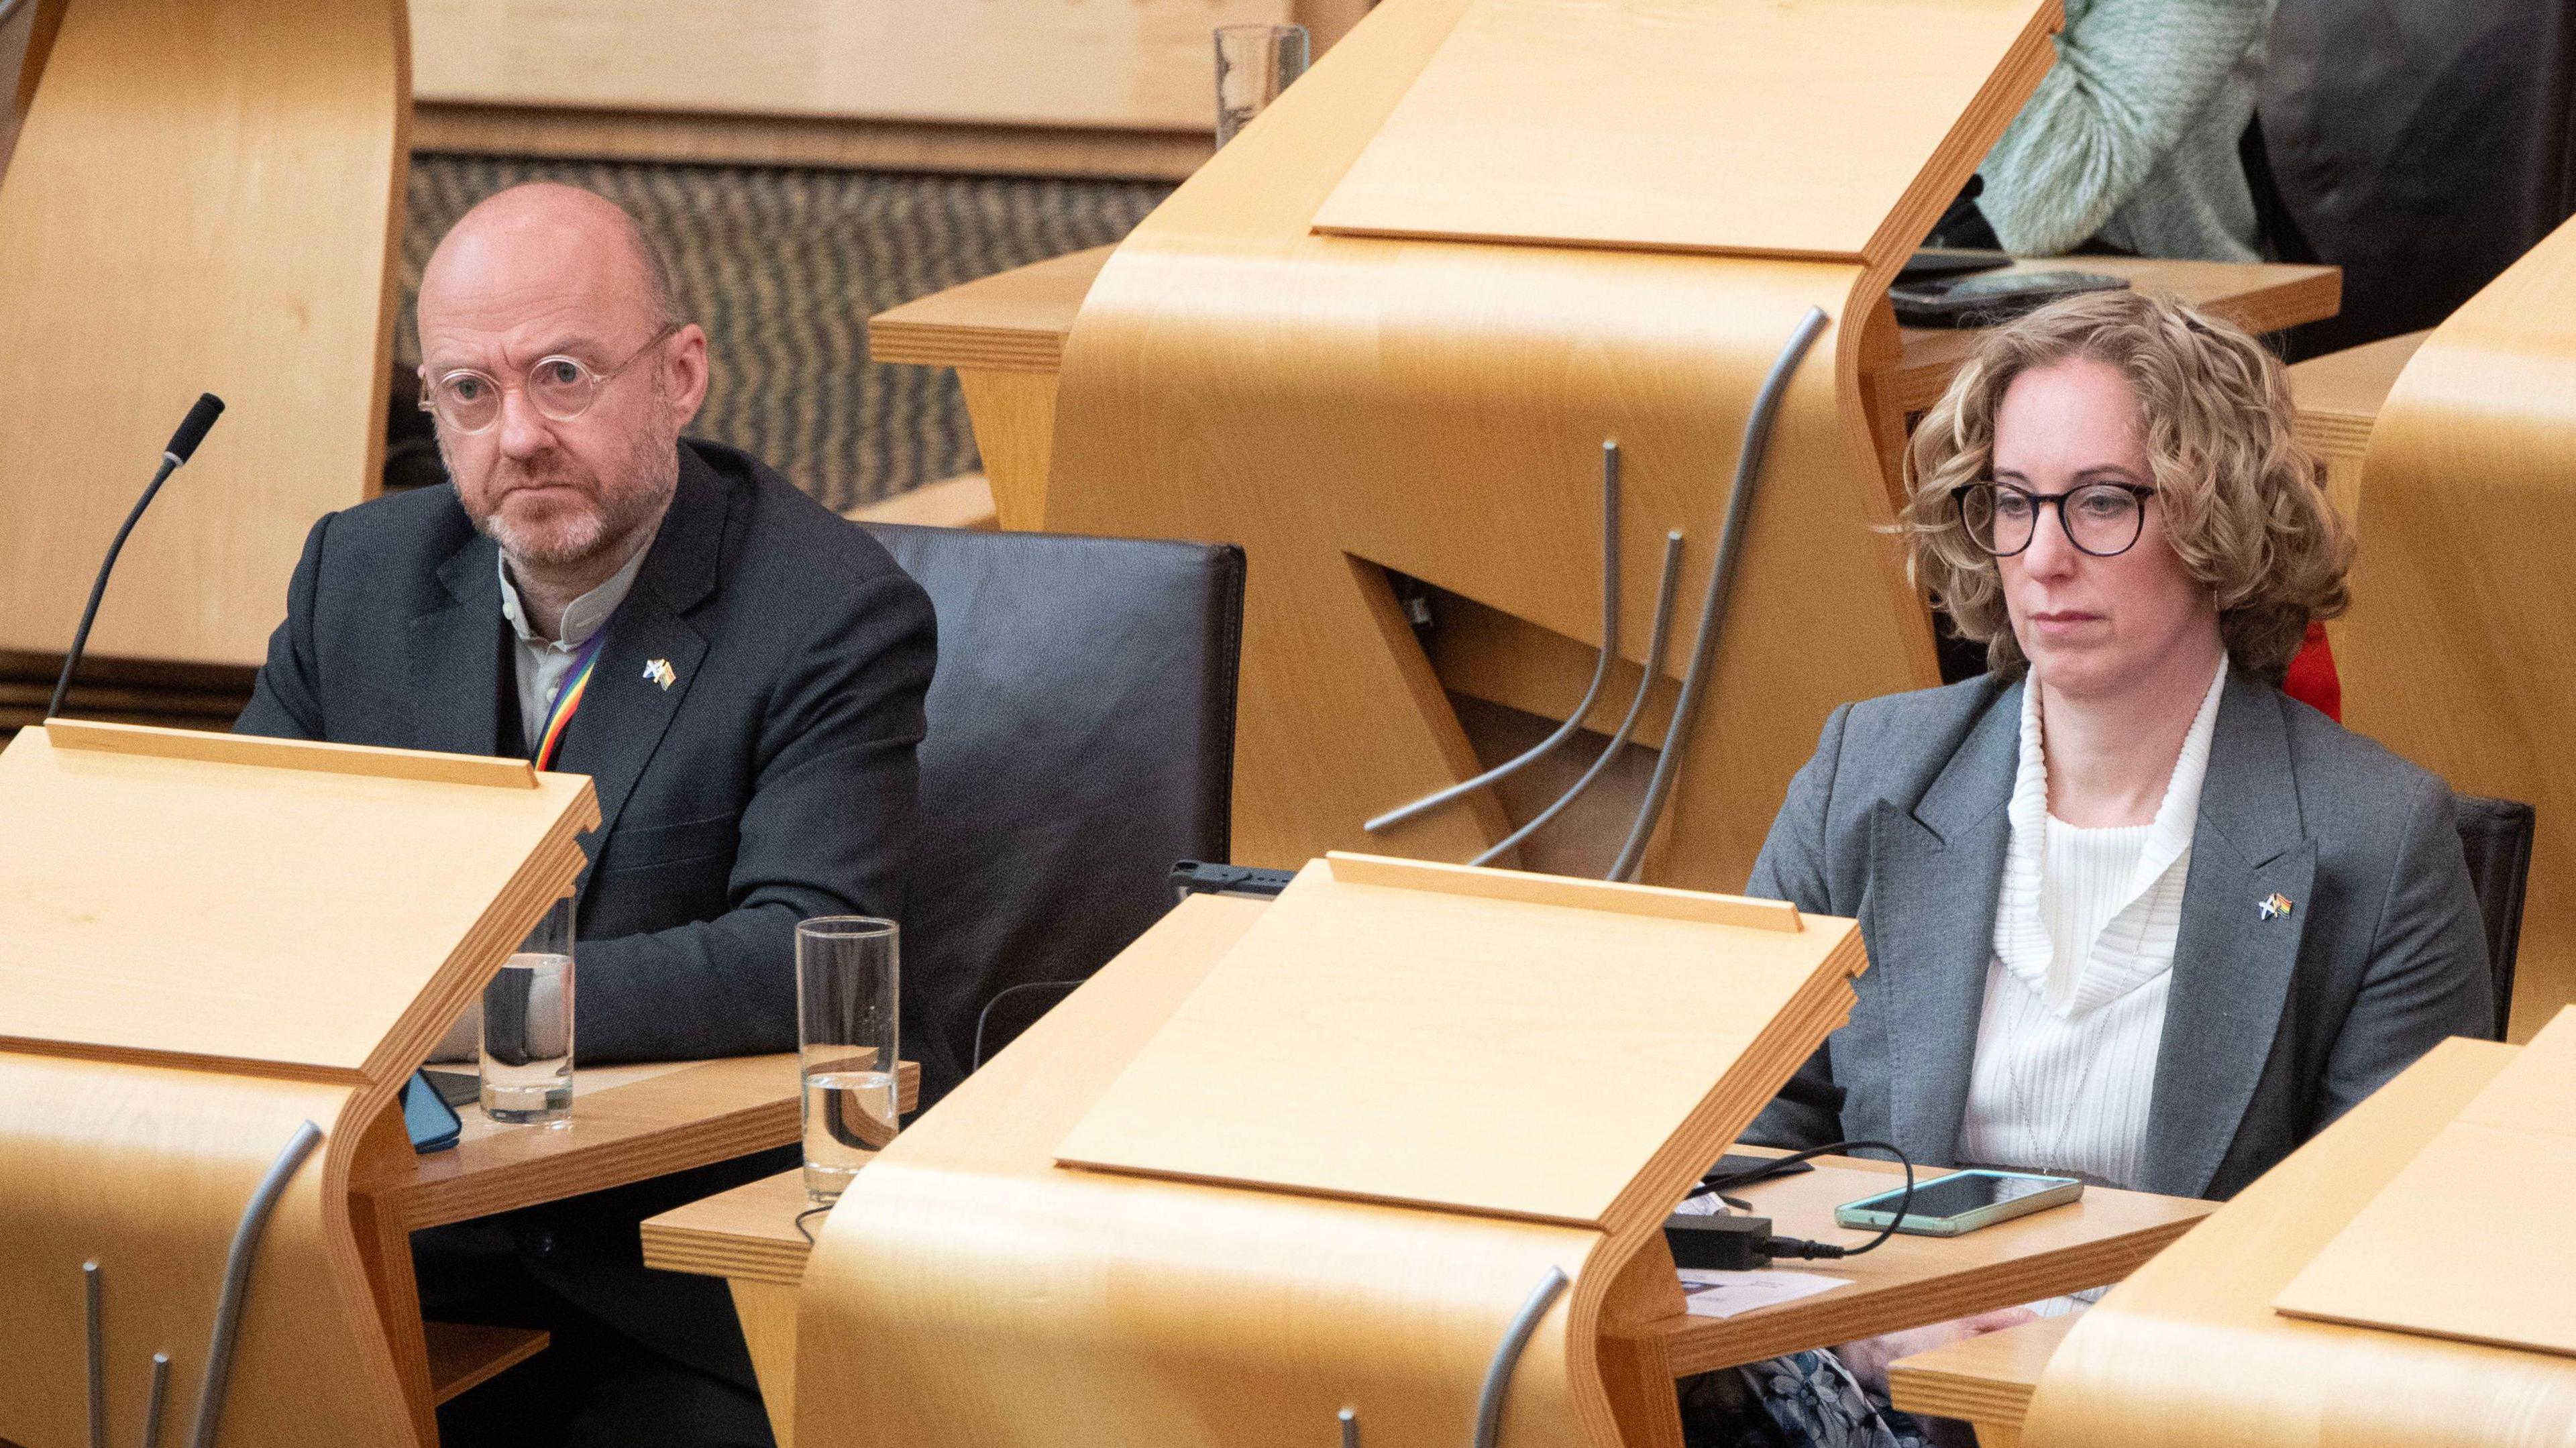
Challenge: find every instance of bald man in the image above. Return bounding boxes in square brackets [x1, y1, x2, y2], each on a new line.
[238, 184, 938, 1445]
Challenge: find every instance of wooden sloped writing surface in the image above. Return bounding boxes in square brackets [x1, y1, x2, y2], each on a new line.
[2271, 1007, 2576, 1355]
[2018, 1035, 2576, 1448]
[801, 893, 1635, 1448]
[1312, 0, 2061, 262]
[0, 721, 598, 1079]
[1054, 852, 1866, 1229]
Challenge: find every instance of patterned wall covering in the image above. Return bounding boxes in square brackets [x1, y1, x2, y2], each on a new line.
[401, 156, 1173, 512]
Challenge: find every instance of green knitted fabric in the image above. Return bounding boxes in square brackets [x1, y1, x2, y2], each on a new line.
[1974, 0, 2275, 262]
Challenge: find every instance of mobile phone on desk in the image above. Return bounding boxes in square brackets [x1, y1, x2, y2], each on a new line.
[401, 1070, 464, 1154]
[1834, 1169, 2080, 1237]
[1889, 270, 2130, 328]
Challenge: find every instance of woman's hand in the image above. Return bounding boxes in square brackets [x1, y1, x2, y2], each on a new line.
[1831, 1306, 2040, 1397]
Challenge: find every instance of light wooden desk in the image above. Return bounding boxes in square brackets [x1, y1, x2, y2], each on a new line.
[1887, 1312, 2072, 1448]
[644, 1150, 2207, 1448]
[1884, 1033, 2552, 1448]
[865, 245, 2343, 532]
[348, 1054, 918, 1444]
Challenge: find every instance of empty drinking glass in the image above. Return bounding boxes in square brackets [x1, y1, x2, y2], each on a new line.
[1216, 23, 1311, 146]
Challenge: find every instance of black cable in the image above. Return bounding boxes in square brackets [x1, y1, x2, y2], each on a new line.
[1685, 1139, 1917, 1261]
[792, 1204, 833, 1245]
[971, 979, 1082, 1072]
[50, 456, 179, 720]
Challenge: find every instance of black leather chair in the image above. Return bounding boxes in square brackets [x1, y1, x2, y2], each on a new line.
[2453, 792, 2536, 1042]
[864, 523, 1244, 1105]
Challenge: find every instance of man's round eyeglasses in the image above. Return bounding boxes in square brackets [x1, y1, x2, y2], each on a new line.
[418, 325, 679, 435]
[1951, 480, 2155, 558]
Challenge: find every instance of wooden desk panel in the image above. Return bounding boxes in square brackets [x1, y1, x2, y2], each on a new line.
[647, 1150, 2202, 1444]
[1645, 1162, 2206, 1376]
[1887, 1312, 2072, 1447]
[2017, 1037, 2576, 1448]
[0, 0, 402, 668]
[1884, 256, 2345, 413]
[348, 1054, 914, 1438]
[641, 1164, 818, 1288]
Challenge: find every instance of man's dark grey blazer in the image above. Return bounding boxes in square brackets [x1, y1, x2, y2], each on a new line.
[1747, 669, 2492, 1201]
[237, 438, 939, 1070]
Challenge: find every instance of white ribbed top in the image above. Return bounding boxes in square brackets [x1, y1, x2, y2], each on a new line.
[1957, 660, 2228, 1197]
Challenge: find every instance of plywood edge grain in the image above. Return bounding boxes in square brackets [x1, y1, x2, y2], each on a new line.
[1655, 1213, 2202, 1376]
[356, 807, 596, 1084]
[1324, 850, 1803, 930]
[865, 245, 1111, 370]
[1888, 1312, 2072, 1426]
[44, 718, 536, 787]
[412, 103, 1212, 182]
[0, 1037, 371, 1085]
[425, 1322, 549, 1404]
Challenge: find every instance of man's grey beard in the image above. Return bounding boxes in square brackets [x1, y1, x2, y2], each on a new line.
[446, 422, 680, 571]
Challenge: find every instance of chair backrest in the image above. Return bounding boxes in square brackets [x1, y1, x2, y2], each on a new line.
[2453, 792, 2536, 1040]
[865, 523, 1244, 1102]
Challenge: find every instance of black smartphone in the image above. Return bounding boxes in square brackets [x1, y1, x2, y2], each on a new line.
[1890, 270, 2131, 329]
[401, 1069, 464, 1154]
[1898, 247, 2012, 284]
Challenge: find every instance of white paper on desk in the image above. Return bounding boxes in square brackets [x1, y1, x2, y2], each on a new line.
[1677, 1268, 1851, 1319]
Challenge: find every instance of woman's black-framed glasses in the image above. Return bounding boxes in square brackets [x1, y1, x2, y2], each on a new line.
[1951, 480, 2155, 558]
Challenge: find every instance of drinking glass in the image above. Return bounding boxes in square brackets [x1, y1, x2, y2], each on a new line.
[1215, 23, 1310, 146]
[480, 897, 575, 1125]
[798, 917, 900, 1203]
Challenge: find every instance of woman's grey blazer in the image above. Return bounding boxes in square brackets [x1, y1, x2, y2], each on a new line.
[1745, 669, 2492, 1201]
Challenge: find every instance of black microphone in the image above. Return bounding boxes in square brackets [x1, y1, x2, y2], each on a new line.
[48, 393, 227, 720]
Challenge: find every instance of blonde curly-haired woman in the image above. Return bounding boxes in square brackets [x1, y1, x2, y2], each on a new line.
[1685, 290, 2491, 1448]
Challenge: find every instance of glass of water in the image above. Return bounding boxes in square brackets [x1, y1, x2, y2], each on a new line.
[1215, 23, 1310, 146]
[481, 897, 575, 1125]
[797, 917, 900, 1203]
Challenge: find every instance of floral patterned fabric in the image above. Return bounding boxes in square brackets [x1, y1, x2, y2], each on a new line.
[1677, 1351, 1942, 1448]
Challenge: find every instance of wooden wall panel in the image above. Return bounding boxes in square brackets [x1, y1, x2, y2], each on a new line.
[410, 0, 1309, 133]
[0, 0, 405, 668]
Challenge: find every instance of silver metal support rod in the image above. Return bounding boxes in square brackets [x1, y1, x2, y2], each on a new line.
[1471, 530, 1685, 868]
[1472, 1266, 1570, 1448]
[85, 1260, 105, 1448]
[1339, 1406, 1359, 1448]
[1609, 307, 1831, 882]
[186, 1120, 323, 1448]
[1366, 441, 1623, 836]
[142, 1353, 172, 1448]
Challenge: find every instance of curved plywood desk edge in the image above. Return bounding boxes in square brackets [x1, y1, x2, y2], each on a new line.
[2341, 212, 2576, 1038]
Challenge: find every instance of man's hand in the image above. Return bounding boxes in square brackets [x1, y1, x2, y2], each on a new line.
[1831, 1305, 2041, 1397]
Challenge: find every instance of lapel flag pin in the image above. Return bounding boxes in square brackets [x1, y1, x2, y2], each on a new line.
[643, 658, 678, 691]
[2258, 891, 2294, 921]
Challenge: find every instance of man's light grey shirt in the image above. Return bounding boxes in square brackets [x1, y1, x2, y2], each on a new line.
[498, 540, 650, 754]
